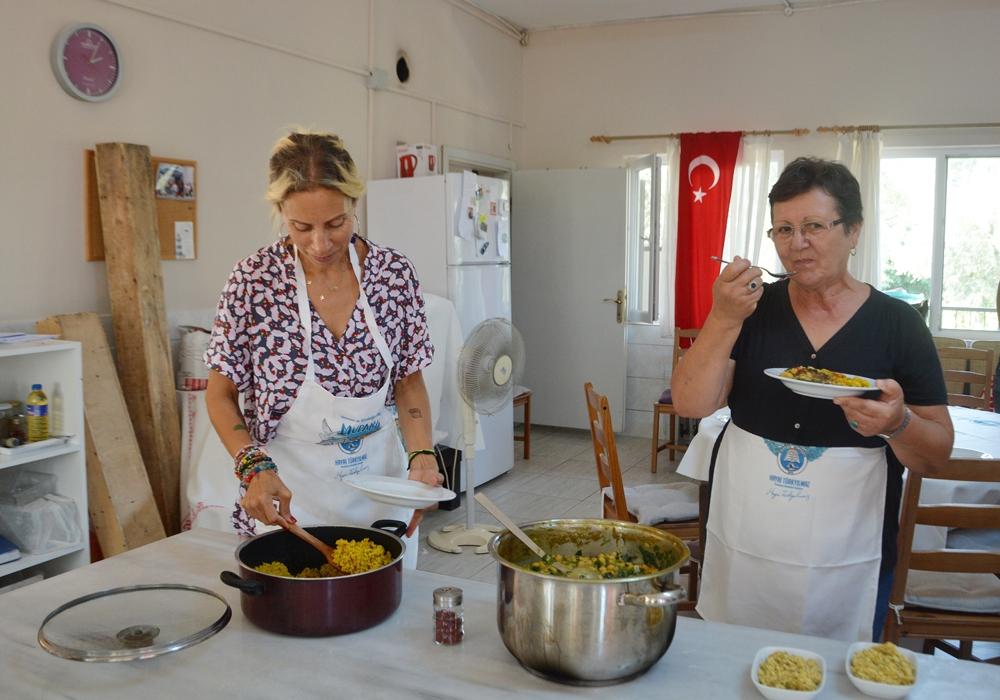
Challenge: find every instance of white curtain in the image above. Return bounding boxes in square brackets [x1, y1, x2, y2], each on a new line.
[836, 130, 882, 286]
[658, 139, 681, 337]
[722, 135, 778, 273]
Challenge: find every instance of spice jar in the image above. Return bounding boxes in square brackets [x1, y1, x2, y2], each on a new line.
[433, 586, 463, 645]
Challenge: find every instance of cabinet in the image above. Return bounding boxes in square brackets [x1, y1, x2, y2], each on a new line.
[0, 340, 88, 586]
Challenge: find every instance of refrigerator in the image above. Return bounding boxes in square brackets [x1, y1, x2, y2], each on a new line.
[366, 173, 514, 487]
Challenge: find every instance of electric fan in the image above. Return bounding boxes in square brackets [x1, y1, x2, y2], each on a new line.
[428, 317, 525, 554]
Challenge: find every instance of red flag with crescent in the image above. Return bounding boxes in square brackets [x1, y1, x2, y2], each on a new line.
[674, 131, 742, 332]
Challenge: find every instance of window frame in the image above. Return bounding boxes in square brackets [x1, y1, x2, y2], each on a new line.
[626, 154, 661, 324]
[881, 145, 1000, 340]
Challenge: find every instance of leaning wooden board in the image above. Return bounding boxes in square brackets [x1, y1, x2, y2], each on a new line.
[36, 313, 165, 555]
[93, 142, 182, 534]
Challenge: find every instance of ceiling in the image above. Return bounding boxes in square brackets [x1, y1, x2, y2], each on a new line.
[467, 0, 874, 32]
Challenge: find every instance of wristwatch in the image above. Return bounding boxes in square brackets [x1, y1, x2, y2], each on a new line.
[877, 406, 911, 441]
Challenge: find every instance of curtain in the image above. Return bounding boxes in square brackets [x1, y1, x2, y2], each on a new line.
[722, 135, 778, 273]
[836, 130, 883, 286]
[658, 140, 681, 337]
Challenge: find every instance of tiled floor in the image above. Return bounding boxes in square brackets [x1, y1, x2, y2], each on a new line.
[415, 423, 690, 583]
[415, 425, 1000, 662]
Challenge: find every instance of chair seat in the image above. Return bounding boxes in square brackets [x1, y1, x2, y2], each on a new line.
[601, 482, 699, 524]
[658, 389, 672, 405]
[906, 570, 1000, 614]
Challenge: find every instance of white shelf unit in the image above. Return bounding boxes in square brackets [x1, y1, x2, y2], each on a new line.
[0, 340, 89, 583]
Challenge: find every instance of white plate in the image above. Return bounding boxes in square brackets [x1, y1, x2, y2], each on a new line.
[342, 474, 456, 509]
[950, 447, 993, 460]
[845, 642, 918, 698]
[751, 646, 826, 700]
[765, 367, 876, 400]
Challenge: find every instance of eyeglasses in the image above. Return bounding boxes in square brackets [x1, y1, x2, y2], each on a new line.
[767, 218, 844, 241]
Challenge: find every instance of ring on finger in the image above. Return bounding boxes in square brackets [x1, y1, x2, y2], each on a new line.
[850, 419, 859, 430]
[747, 279, 760, 291]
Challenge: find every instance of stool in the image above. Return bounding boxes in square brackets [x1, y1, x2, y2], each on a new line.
[513, 386, 532, 459]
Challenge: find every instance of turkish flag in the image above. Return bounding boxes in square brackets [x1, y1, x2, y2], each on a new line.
[674, 132, 742, 332]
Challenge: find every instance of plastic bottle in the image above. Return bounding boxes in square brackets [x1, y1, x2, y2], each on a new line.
[50, 383, 64, 436]
[26, 384, 49, 443]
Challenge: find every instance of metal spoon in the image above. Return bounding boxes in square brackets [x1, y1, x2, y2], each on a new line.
[474, 493, 573, 574]
[711, 256, 797, 279]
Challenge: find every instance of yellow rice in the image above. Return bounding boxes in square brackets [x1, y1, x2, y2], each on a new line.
[758, 651, 822, 691]
[850, 643, 915, 686]
[253, 537, 392, 578]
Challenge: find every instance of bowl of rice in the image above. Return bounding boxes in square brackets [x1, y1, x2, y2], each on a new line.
[751, 646, 826, 700]
[846, 642, 918, 698]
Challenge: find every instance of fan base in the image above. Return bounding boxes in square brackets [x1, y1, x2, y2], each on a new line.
[428, 524, 502, 554]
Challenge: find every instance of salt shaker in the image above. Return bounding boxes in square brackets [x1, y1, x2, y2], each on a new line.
[433, 586, 464, 645]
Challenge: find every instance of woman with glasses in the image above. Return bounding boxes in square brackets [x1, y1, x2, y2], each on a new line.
[671, 157, 953, 641]
[204, 130, 442, 566]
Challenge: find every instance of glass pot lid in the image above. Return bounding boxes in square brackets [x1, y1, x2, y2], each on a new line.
[38, 583, 231, 662]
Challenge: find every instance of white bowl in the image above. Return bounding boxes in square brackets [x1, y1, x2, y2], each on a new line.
[751, 646, 826, 700]
[845, 642, 918, 698]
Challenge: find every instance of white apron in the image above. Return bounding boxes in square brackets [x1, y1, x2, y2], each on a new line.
[697, 421, 887, 641]
[236, 241, 417, 569]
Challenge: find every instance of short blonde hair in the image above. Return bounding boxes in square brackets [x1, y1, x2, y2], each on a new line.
[266, 130, 365, 219]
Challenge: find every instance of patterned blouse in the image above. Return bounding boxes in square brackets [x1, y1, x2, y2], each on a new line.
[205, 235, 434, 445]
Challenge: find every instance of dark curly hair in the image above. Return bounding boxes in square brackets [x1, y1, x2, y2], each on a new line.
[768, 157, 863, 229]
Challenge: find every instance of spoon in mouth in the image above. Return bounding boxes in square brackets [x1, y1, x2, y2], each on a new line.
[711, 256, 797, 279]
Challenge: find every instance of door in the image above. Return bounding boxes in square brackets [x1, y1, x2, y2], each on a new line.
[511, 169, 629, 431]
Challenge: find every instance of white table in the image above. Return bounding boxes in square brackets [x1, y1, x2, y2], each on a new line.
[678, 406, 1000, 550]
[0, 529, 997, 698]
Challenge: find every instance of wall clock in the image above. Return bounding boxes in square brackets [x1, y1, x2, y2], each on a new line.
[51, 23, 122, 102]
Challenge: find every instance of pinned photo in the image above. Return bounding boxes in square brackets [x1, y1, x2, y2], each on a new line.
[155, 163, 195, 200]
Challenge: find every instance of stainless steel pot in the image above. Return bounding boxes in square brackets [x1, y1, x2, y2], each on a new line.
[487, 518, 688, 686]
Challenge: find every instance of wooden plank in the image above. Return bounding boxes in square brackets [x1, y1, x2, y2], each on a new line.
[36, 314, 166, 555]
[94, 142, 182, 534]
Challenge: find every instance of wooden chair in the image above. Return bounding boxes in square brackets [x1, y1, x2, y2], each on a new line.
[971, 341, 1000, 411]
[936, 346, 995, 409]
[651, 328, 700, 473]
[883, 458, 1000, 662]
[513, 386, 531, 460]
[585, 381, 703, 612]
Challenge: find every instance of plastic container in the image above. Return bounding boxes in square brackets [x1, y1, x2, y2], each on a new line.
[26, 384, 49, 443]
[0, 493, 82, 554]
[0, 469, 58, 506]
[50, 383, 64, 436]
[3, 401, 26, 448]
[433, 586, 464, 645]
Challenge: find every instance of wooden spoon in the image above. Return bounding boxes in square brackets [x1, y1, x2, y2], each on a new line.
[474, 493, 572, 574]
[280, 518, 336, 563]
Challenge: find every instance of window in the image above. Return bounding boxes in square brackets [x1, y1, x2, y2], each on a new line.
[626, 155, 668, 323]
[879, 150, 1000, 335]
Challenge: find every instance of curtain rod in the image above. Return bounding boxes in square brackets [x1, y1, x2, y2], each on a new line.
[818, 122, 1000, 133]
[590, 128, 809, 143]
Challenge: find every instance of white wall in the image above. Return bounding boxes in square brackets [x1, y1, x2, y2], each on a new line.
[518, 0, 1000, 437]
[1, 0, 522, 327]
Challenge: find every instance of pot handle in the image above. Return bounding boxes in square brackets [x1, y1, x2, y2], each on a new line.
[619, 585, 687, 608]
[220, 571, 265, 596]
[371, 519, 407, 538]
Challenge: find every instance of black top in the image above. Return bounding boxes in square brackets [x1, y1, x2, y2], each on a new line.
[723, 279, 947, 577]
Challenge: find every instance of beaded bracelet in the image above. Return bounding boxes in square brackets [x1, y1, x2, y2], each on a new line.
[234, 445, 277, 483]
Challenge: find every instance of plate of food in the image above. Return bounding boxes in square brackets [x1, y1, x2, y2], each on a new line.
[751, 646, 826, 700]
[342, 474, 455, 509]
[765, 366, 876, 400]
[845, 641, 918, 698]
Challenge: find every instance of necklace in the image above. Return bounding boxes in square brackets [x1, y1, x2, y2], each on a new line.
[306, 267, 350, 301]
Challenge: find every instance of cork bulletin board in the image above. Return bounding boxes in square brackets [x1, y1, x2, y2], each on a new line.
[85, 149, 198, 261]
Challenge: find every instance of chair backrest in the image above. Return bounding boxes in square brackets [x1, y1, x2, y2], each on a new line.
[672, 328, 700, 371]
[584, 382, 631, 522]
[936, 346, 995, 409]
[888, 458, 1000, 609]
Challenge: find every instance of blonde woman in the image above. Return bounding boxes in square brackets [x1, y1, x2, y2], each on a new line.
[205, 131, 442, 566]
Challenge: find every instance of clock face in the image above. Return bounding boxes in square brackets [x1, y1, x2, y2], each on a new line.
[52, 24, 121, 101]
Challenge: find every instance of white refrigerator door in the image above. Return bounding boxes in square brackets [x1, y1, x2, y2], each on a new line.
[447, 174, 510, 266]
[511, 168, 629, 431]
[447, 263, 513, 486]
[365, 176, 449, 298]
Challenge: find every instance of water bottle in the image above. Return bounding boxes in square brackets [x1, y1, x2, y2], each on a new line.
[51, 383, 64, 436]
[26, 384, 49, 443]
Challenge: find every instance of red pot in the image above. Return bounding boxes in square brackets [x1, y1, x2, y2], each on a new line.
[220, 520, 405, 636]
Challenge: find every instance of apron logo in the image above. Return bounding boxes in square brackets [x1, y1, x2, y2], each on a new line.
[763, 440, 828, 475]
[317, 417, 382, 454]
